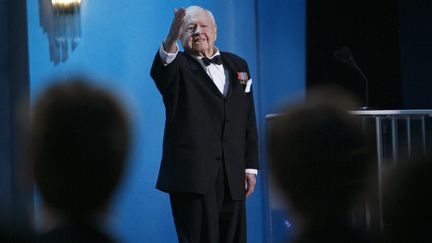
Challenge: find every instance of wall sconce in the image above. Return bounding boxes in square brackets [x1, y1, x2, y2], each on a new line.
[38, 0, 82, 64]
[51, 0, 81, 13]
[51, 0, 81, 60]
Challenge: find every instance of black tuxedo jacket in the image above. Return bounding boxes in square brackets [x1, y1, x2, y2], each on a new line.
[150, 50, 259, 200]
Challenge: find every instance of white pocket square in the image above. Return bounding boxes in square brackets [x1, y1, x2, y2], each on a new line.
[245, 79, 252, 93]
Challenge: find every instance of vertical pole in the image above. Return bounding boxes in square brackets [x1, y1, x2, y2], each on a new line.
[421, 116, 426, 154]
[375, 117, 383, 231]
[406, 117, 411, 158]
[391, 117, 398, 164]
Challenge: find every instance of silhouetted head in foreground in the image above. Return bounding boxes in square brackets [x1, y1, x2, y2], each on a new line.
[267, 86, 374, 241]
[32, 80, 130, 222]
[382, 156, 432, 243]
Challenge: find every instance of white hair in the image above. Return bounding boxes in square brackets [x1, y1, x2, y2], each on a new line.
[184, 5, 216, 25]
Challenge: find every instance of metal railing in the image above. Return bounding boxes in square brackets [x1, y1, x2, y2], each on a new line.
[266, 110, 432, 233]
[351, 109, 432, 230]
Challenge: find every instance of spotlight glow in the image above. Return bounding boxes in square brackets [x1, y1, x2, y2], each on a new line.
[51, 0, 81, 9]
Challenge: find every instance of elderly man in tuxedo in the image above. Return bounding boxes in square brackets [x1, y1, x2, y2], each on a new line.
[150, 5, 259, 243]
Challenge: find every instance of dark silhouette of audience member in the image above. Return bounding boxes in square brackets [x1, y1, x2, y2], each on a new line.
[0, 228, 33, 243]
[267, 87, 376, 243]
[31, 80, 130, 243]
[381, 156, 432, 243]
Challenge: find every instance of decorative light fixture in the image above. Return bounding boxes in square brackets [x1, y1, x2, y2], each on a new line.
[51, 0, 81, 13]
[41, 0, 82, 64]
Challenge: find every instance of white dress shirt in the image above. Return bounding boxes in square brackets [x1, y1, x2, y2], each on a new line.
[158, 43, 258, 176]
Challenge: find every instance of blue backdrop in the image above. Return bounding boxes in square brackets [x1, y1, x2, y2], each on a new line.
[25, 0, 305, 242]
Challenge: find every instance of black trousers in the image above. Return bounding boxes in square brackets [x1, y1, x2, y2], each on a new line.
[169, 163, 246, 243]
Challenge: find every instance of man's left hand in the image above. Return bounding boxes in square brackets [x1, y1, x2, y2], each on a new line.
[245, 173, 256, 197]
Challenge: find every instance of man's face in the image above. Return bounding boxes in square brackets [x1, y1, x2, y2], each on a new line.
[180, 10, 217, 57]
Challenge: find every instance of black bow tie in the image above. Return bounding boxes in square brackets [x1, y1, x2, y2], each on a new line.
[201, 55, 223, 66]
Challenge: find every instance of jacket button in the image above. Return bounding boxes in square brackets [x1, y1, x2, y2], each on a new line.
[216, 157, 221, 161]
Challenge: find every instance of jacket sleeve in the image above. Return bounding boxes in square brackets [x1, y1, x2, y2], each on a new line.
[244, 65, 260, 170]
[150, 50, 180, 123]
[150, 50, 180, 96]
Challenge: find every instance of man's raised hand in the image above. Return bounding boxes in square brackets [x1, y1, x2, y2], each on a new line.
[163, 8, 186, 53]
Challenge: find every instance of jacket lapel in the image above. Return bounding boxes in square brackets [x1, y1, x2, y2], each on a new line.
[220, 53, 239, 99]
[186, 54, 224, 98]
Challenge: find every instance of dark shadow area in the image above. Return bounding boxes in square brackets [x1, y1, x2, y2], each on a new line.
[306, 0, 402, 109]
[399, 0, 432, 108]
[1, 0, 33, 241]
[381, 156, 432, 242]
